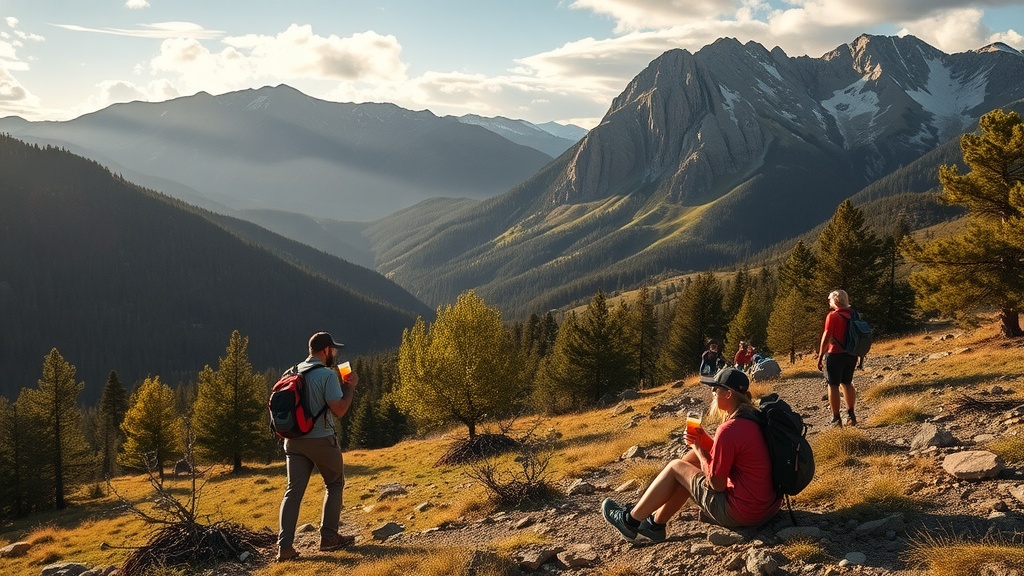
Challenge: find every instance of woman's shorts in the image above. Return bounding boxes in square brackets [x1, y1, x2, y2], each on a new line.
[824, 352, 857, 386]
[688, 471, 740, 528]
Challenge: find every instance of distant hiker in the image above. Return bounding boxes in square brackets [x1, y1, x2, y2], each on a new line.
[817, 289, 858, 427]
[700, 341, 723, 376]
[733, 341, 754, 371]
[601, 367, 781, 541]
[277, 332, 358, 562]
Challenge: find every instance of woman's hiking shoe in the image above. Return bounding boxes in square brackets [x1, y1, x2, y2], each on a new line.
[830, 415, 843, 428]
[319, 532, 355, 551]
[846, 409, 857, 426]
[637, 516, 667, 542]
[601, 498, 638, 541]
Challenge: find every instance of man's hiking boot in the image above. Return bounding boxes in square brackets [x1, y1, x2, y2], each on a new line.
[275, 546, 300, 562]
[601, 498, 638, 541]
[846, 409, 857, 426]
[319, 532, 355, 551]
[637, 516, 667, 542]
[830, 415, 843, 428]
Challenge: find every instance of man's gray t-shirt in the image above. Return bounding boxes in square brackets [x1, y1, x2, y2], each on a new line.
[296, 357, 344, 438]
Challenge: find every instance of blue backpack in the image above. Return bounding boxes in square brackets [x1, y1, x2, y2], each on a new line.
[843, 309, 873, 357]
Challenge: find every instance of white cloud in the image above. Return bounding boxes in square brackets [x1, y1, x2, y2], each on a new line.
[4, 17, 18, 29]
[55, 22, 223, 40]
[126, 0, 151, 9]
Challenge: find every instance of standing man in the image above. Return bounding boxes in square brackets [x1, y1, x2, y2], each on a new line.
[277, 331, 358, 562]
[817, 290, 857, 427]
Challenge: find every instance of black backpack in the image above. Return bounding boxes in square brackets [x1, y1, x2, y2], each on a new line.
[746, 393, 815, 523]
[268, 365, 329, 439]
[844, 309, 873, 357]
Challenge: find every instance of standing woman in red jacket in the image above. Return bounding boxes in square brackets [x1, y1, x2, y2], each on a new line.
[817, 289, 857, 427]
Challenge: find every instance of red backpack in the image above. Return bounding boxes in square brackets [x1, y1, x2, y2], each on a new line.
[268, 365, 329, 439]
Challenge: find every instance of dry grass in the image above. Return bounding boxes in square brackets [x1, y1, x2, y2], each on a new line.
[906, 531, 1024, 576]
[868, 394, 931, 426]
[489, 531, 549, 557]
[3, 317, 1021, 576]
[985, 429, 1024, 463]
[780, 537, 832, 563]
[618, 460, 663, 491]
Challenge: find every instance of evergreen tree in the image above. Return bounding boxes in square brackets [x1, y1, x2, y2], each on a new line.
[778, 240, 817, 298]
[120, 376, 183, 480]
[97, 370, 129, 478]
[878, 216, 917, 334]
[812, 200, 885, 315]
[0, 398, 24, 518]
[191, 331, 267, 473]
[532, 312, 583, 413]
[561, 290, 632, 402]
[726, 285, 772, 357]
[624, 285, 659, 389]
[724, 268, 750, 321]
[767, 288, 821, 364]
[658, 272, 726, 380]
[17, 349, 91, 511]
[396, 290, 521, 438]
[905, 109, 1024, 337]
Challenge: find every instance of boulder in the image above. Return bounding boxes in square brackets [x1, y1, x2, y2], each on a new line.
[942, 450, 1004, 480]
[911, 423, 957, 450]
[0, 541, 31, 558]
[371, 522, 405, 541]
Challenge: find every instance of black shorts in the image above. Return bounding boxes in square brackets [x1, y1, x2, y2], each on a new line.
[824, 353, 857, 386]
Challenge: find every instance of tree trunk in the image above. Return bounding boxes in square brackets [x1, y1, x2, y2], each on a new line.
[1000, 308, 1023, 338]
[233, 455, 243, 474]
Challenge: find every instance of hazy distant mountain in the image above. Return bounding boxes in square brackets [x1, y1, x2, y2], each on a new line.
[368, 34, 1024, 316]
[0, 85, 553, 222]
[0, 136, 428, 403]
[455, 114, 587, 158]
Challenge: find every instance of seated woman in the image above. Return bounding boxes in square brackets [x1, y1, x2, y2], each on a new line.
[601, 367, 781, 541]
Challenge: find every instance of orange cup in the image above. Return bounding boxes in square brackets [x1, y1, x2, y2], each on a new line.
[337, 362, 352, 382]
[685, 413, 702, 444]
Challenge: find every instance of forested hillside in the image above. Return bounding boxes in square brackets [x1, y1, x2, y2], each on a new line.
[0, 136, 423, 403]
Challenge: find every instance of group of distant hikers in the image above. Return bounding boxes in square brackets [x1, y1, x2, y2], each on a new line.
[270, 288, 867, 561]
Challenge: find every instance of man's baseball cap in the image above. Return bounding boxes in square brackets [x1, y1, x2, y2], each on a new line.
[700, 366, 750, 395]
[309, 331, 345, 351]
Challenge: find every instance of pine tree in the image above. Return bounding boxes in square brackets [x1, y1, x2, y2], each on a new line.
[120, 376, 183, 480]
[561, 290, 632, 402]
[396, 290, 521, 438]
[724, 268, 750, 320]
[97, 370, 129, 478]
[17, 349, 91, 511]
[767, 288, 821, 364]
[726, 285, 772, 357]
[532, 312, 584, 413]
[778, 240, 817, 298]
[905, 109, 1024, 337]
[813, 200, 885, 315]
[877, 216, 917, 334]
[623, 285, 659, 389]
[191, 331, 268, 473]
[658, 272, 726, 380]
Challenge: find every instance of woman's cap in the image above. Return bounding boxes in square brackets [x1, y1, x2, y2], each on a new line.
[700, 366, 750, 394]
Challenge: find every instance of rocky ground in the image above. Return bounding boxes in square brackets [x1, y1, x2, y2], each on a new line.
[342, 337, 1024, 576]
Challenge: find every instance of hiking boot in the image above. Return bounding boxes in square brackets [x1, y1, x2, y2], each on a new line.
[601, 498, 638, 541]
[830, 415, 843, 428]
[275, 546, 300, 562]
[637, 516, 667, 542]
[319, 532, 356, 551]
[846, 409, 857, 426]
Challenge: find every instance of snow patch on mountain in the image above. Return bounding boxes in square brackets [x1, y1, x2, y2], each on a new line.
[720, 86, 742, 124]
[906, 55, 988, 141]
[820, 78, 881, 147]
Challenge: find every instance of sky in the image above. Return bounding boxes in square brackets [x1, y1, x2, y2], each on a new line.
[1, 1, 1023, 129]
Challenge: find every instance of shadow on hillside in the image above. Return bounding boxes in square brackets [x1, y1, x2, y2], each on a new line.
[553, 430, 616, 449]
[869, 372, 1007, 399]
[752, 506, 1024, 571]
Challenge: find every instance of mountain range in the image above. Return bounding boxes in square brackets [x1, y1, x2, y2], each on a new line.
[2, 33, 1023, 395]
[0, 135, 430, 403]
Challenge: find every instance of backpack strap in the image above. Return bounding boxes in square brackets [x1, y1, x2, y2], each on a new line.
[296, 364, 332, 424]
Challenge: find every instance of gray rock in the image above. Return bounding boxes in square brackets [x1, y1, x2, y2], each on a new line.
[745, 548, 778, 575]
[691, 541, 716, 555]
[776, 526, 824, 541]
[620, 389, 640, 400]
[612, 402, 634, 416]
[1008, 484, 1024, 505]
[0, 541, 31, 558]
[415, 501, 432, 512]
[371, 521, 405, 541]
[855, 514, 904, 537]
[841, 551, 866, 565]
[566, 479, 595, 496]
[942, 450, 1004, 480]
[377, 482, 408, 500]
[556, 544, 598, 568]
[41, 564, 90, 576]
[911, 423, 957, 450]
[517, 548, 559, 570]
[515, 516, 535, 529]
[708, 528, 745, 546]
[621, 445, 645, 459]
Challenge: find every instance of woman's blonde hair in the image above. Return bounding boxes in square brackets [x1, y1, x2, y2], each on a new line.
[828, 289, 851, 308]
